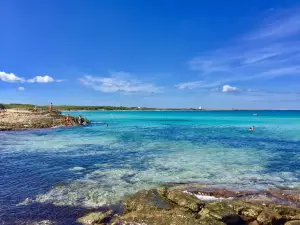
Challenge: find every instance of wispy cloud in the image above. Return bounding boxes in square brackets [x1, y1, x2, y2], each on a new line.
[175, 81, 203, 90]
[17, 87, 25, 91]
[178, 7, 300, 93]
[80, 72, 162, 93]
[248, 8, 300, 40]
[0, 71, 25, 83]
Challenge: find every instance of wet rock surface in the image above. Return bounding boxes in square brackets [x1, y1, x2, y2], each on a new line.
[76, 184, 300, 225]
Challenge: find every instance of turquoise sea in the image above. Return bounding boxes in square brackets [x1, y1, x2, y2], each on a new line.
[1, 110, 300, 224]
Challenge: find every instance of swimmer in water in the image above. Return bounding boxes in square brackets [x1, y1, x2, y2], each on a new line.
[249, 126, 255, 131]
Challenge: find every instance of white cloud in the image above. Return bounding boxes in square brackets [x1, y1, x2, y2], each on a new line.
[222, 85, 239, 93]
[0, 72, 61, 84]
[79, 72, 162, 93]
[27, 75, 55, 83]
[0, 71, 25, 83]
[175, 81, 203, 90]
[17, 87, 25, 91]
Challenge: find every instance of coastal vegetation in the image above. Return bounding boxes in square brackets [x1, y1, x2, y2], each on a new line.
[2, 103, 189, 111]
[2, 103, 150, 111]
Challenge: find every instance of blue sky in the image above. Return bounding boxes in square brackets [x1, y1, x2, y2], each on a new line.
[1, 0, 300, 108]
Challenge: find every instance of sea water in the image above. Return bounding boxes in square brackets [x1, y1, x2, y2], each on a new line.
[1, 111, 300, 224]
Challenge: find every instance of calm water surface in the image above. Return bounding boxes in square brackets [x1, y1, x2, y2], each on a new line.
[1, 111, 300, 224]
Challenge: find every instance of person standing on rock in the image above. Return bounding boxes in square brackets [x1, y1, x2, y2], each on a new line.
[49, 103, 53, 112]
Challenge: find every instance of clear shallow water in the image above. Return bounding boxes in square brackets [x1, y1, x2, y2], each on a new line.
[1, 110, 300, 224]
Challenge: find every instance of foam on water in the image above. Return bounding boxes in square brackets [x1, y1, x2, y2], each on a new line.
[69, 167, 86, 171]
[183, 191, 229, 201]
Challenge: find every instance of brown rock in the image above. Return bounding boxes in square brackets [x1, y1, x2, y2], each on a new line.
[199, 201, 245, 225]
[166, 190, 205, 212]
[124, 189, 174, 212]
[119, 207, 200, 225]
[198, 216, 227, 225]
[248, 221, 259, 225]
[256, 210, 283, 225]
[271, 205, 300, 221]
[285, 221, 300, 225]
[232, 200, 264, 219]
[77, 210, 113, 225]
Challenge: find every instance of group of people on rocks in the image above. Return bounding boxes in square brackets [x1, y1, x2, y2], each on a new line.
[65, 114, 85, 126]
[33, 102, 53, 113]
[33, 103, 85, 127]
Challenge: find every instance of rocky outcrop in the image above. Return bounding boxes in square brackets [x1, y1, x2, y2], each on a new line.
[0, 109, 90, 131]
[76, 185, 300, 225]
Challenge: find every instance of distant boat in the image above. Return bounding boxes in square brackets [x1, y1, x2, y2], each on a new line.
[253, 113, 258, 116]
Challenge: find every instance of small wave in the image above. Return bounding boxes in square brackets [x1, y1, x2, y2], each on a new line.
[51, 125, 65, 129]
[91, 122, 108, 124]
[69, 166, 86, 171]
[183, 191, 230, 201]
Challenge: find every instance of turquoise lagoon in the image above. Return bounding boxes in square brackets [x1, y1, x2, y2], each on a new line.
[1, 110, 300, 224]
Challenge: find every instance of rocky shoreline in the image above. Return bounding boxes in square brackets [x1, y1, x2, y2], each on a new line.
[0, 109, 90, 131]
[75, 184, 300, 225]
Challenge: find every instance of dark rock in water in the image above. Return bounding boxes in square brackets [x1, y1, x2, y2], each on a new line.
[76, 210, 113, 225]
[199, 201, 245, 225]
[256, 209, 283, 225]
[124, 189, 175, 212]
[166, 189, 205, 212]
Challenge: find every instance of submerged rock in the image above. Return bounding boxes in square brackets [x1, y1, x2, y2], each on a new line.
[77, 210, 113, 225]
